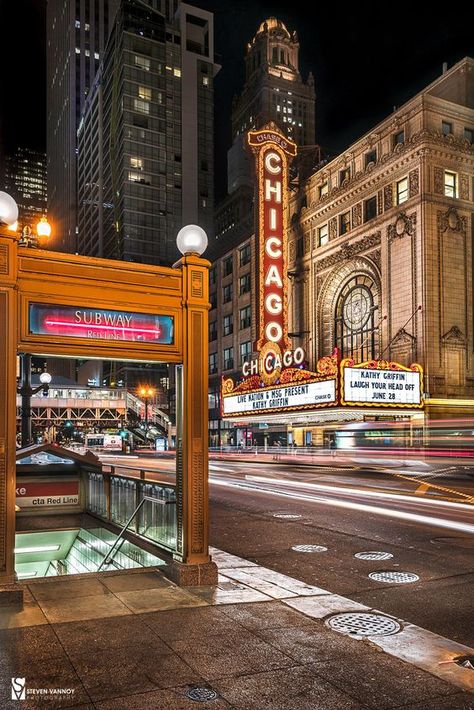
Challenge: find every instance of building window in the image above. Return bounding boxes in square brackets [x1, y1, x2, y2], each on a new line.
[223, 314, 233, 336]
[442, 121, 453, 136]
[209, 267, 216, 285]
[209, 352, 217, 375]
[239, 273, 251, 295]
[365, 149, 377, 167]
[396, 177, 408, 205]
[335, 274, 379, 361]
[223, 347, 234, 370]
[393, 130, 405, 147]
[223, 256, 233, 277]
[173, 67, 181, 77]
[138, 86, 151, 100]
[202, 76, 209, 86]
[239, 305, 251, 330]
[240, 341, 252, 365]
[339, 212, 351, 235]
[239, 243, 251, 266]
[319, 182, 328, 198]
[209, 321, 217, 342]
[444, 171, 458, 198]
[464, 127, 474, 144]
[134, 55, 150, 71]
[133, 99, 150, 115]
[364, 196, 377, 222]
[130, 157, 143, 170]
[223, 284, 233, 303]
[128, 172, 151, 185]
[318, 224, 329, 246]
[339, 168, 350, 185]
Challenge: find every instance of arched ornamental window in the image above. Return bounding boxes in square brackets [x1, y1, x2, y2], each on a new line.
[335, 274, 379, 361]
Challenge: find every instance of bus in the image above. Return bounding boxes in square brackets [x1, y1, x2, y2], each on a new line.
[84, 433, 123, 452]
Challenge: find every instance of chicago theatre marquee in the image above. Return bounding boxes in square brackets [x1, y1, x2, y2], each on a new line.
[220, 124, 428, 444]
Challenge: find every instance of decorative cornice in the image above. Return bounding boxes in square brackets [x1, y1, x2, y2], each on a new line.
[391, 327, 416, 347]
[316, 232, 381, 272]
[442, 325, 466, 345]
[437, 207, 467, 234]
[388, 212, 417, 241]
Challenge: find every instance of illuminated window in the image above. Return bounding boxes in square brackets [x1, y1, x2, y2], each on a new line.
[138, 86, 151, 100]
[396, 177, 408, 205]
[202, 76, 209, 86]
[240, 341, 252, 365]
[128, 172, 151, 185]
[318, 224, 328, 246]
[319, 182, 328, 198]
[134, 99, 150, 114]
[130, 157, 143, 170]
[444, 171, 457, 198]
[339, 211, 351, 235]
[134, 55, 150, 71]
[442, 121, 452, 136]
[173, 67, 181, 77]
[335, 274, 379, 361]
[75, 20, 80, 28]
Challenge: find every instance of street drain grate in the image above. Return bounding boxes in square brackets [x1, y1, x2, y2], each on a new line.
[187, 687, 218, 702]
[274, 513, 302, 519]
[454, 655, 474, 670]
[369, 571, 419, 584]
[355, 551, 394, 561]
[291, 544, 328, 553]
[326, 612, 401, 638]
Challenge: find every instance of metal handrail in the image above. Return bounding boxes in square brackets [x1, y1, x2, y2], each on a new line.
[97, 495, 176, 571]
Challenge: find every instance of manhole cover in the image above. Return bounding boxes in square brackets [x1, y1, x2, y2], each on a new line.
[326, 612, 401, 637]
[291, 544, 328, 553]
[187, 687, 218, 702]
[454, 655, 474, 670]
[274, 513, 302, 519]
[355, 551, 394, 561]
[369, 571, 419, 584]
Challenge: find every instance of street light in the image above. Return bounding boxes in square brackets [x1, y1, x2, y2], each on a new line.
[0, 191, 19, 227]
[19, 216, 52, 248]
[138, 386, 155, 431]
[17, 355, 52, 447]
[176, 224, 208, 256]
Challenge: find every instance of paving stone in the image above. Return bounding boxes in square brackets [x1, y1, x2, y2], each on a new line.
[100, 571, 173, 593]
[402, 692, 474, 709]
[168, 629, 295, 680]
[220, 600, 316, 631]
[53, 615, 170, 656]
[0, 624, 65, 667]
[222, 566, 330, 598]
[114, 586, 208, 613]
[28, 578, 110, 601]
[37, 593, 131, 624]
[140, 605, 238, 642]
[71, 646, 202, 702]
[312, 654, 461, 709]
[95, 685, 232, 709]
[214, 665, 365, 710]
[283, 593, 369, 620]
[185, 583, 271, 605]
[0, 602, 48, 629]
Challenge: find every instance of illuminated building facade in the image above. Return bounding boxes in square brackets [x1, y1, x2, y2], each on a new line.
[4, 148, 47, 229]
[77, 0, 218, 266]
[210, 58, 474, 446]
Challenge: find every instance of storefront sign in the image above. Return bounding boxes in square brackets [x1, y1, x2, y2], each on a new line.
[222, 378, 336, 416]
[341, 359, 423, 408]
[29, 303, 174, 344]
[248, 125, 296, 352]
[16, 480, 79, 508]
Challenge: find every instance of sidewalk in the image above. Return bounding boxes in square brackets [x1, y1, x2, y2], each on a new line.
[0, 548, 473, 709]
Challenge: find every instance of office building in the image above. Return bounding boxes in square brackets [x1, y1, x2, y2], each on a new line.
[4, 147, 47, 229]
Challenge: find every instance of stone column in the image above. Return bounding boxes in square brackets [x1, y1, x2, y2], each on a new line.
[0, 226, 22, 603]
[169, 254, 217, 586]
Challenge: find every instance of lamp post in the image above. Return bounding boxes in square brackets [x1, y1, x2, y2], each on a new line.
[18, 215, 52, 248]
[17, 354, 52, 447]
[138, 386, 155, 431]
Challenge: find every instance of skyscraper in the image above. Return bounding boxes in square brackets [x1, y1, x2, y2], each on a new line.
[46, 0, 119, 252]
[77, 0, 218, 266]
[4, 147, 47, 229]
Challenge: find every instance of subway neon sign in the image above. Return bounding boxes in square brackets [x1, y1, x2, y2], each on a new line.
[29, 303, 174, 344]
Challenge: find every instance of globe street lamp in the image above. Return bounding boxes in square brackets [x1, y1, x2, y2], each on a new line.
[17, 355, 52, 447]
[138, 386, 155, 431]
[176, 224, 208, 256]
[0, 191, 19, 227]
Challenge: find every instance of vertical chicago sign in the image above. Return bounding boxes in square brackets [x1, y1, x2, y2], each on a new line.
[248, 125, 297, 359]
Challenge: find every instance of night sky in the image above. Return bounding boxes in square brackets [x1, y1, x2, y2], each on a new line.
[1, 0, 473, 196]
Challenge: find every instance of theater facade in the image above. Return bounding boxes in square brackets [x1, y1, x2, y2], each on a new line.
[209, 59, 474, 447]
